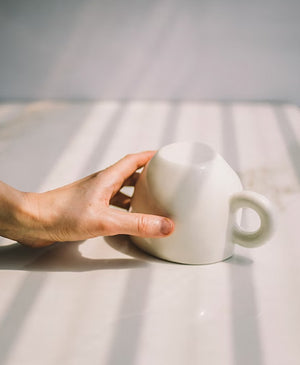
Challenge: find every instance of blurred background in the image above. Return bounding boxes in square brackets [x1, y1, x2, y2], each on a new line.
[0, 0, 299, 104]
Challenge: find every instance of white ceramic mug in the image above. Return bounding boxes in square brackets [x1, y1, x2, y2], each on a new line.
[130, 141, 275, 264]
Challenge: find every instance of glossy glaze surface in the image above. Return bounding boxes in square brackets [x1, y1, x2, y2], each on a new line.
[131, 142, 274, 264]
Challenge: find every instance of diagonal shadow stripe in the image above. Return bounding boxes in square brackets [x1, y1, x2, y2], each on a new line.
[0, 103, 92, 192]
[273, 104, 300, 183]
[0, 272, 47, 365]
[106, 101, 182, 365]
[159, 101, 181, 147]
[221, 102, 263, 365]
[78, 102, 128, 176]
[106, 267, 151, 365]
[221, 102, 240, 173]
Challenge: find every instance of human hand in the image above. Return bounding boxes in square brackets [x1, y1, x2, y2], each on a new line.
[12, 151, 174, 247]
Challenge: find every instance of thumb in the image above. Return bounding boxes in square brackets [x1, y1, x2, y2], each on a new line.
[107, 210, 175, 238]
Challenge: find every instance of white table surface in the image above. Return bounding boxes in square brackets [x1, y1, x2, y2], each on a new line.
[0, 101, 299, 365]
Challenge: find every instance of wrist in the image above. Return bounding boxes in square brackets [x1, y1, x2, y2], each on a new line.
[0, 181, 24, 238]
[0, 182, 54, 246]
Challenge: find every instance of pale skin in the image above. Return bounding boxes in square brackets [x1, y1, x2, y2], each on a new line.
[0, 151, 174, 248]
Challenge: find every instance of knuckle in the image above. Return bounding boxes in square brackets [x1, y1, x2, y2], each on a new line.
[97, 220, 110, 235]
[125, 153, 134, 160]
[137, 215, 149, 235]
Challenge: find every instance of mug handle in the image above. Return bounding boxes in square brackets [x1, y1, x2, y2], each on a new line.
[230, 191, 275, 248]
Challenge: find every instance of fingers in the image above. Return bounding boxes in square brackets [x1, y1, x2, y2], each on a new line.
[109, 171, 140, 209]
[106, 151, 156, 190]
[106, 209, 175, 238]
[109, 192, 131, 210]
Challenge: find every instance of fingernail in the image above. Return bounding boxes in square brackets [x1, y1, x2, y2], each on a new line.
[160, 218, 173, 235]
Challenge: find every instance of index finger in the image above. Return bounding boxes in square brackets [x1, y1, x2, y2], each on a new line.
[106, 150, 156, 188]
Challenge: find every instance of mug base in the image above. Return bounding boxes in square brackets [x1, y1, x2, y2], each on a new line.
[154, 254, 234, 265]
[130, 236, 233, 265]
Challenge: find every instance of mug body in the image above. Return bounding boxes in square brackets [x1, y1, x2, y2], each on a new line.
[130, 142, 243, 264]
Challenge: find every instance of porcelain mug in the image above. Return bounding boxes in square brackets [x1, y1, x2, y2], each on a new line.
[130, 141, 275, 264]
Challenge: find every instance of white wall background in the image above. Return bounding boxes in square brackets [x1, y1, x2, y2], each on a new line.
[0, 0, 299, 103]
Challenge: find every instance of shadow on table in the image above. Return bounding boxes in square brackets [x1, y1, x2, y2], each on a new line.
[104, 234, 172, 264]
[0, 237, 151, 365]
[0, 240, 148, 272]
[106, 235, 254, 267]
